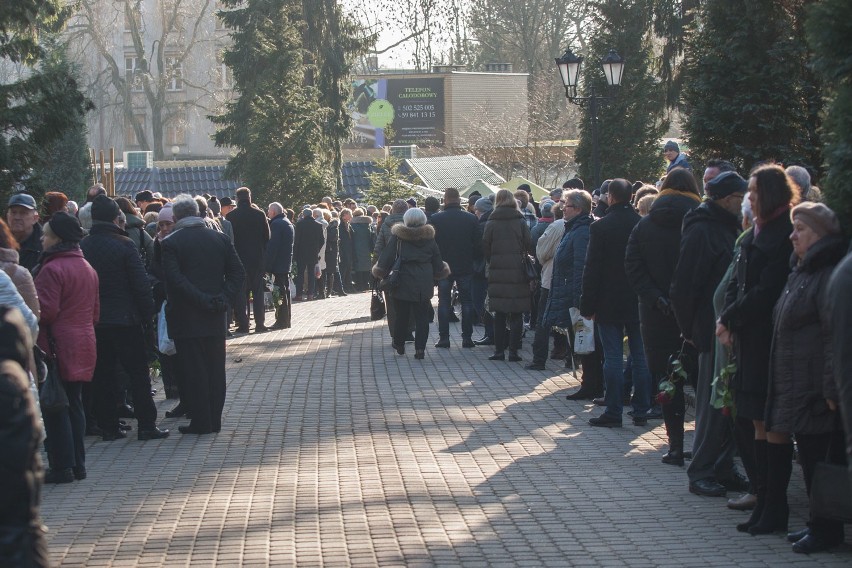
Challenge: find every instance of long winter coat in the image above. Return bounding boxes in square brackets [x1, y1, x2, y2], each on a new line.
[264, 213, 294, 274]
[339, 219, 354, 268]
[720, 212, 794, 416]
[161, 218, 245, 339]
[293, 215, 325, 267]
[80, 222, 155, 327]
[33, 247, 99, 381]
[350, 215, 374, 272]
[824, 246, 852, 464]
[670, 200, 741, 352]
[580, 202, 641, 324]
[374, 212, 404, 259]
[325, 218, 340, 269]
[543, 214, 592, 329]
[536, 218, 566, 290]
[625, 191, 700, 367]
[226, 200, 270, 273]
[482, 206, 532, 313]
[0, 248, 40, 319]
[372, 223, 449, 303]
[765, 236, 846, 435]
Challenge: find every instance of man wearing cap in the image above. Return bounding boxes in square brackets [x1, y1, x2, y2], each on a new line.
[80, 195, 169, 441]
[664, 140, 691, 173]
[593, 180, 611, 218]
[220, 197, 235, 218]
[6, 193, 42, 272]
[670, 170, 747, 497]
[430, 188, 479, 349]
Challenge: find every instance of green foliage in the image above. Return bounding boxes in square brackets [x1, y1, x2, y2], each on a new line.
[574, 0, 669, 187]
[681, 0, 819, 174]
[807, 0, 852, 235]
[0, 0, 92, 200]
[212, 0, 368, 206]
[363, 154, 411, 207]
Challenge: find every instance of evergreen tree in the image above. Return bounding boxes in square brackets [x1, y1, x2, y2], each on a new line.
[574, 0, 668, 188]
[0, 0, 92, 199]
[363, 154, 412, 206]
[213, 0, 332, 206]
[681, 0, 817, 174]
[807, 0, 852, 234]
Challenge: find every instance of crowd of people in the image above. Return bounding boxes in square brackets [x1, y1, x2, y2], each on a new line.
[1, 139, 851, 563]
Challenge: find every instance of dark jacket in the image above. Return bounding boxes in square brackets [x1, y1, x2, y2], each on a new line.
[430, 203, 480, 277]
[226, 200, 270, 273]
[372, 223, 449, 303]
[339, 219, 354, 267]
[264, 214, 294, 274]
[472, 209, 491, 278]
[482, 206, 532, 313]
[625, 192, 700, 357]
[543, 214, 592, 329]
[824, 247, 852, 464]
[530, 217, 554, 252]
[766, 236, 846, 435]
[350, 215, 374, 272]
[161, 218, 245, 339]
[580, 202, 641, 324]
[670, 200, 741, 352]
[80, 222, 154, 327]
[293, 215, 325, 266]
[325, 218, 340, 268]
[125, 212, 155, 266]
[720, 213, 794, 404]
[18, 223, 42, 273]
[374, 212, 404, 259]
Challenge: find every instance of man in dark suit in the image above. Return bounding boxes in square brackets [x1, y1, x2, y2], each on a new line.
[264, 202, 294, 329]
[292, 208, 325, 301]
[430, 187, 480, 348]
[162, 195, 244, 435]
[225, 187, 270, 333]
[580, 179, 651, 428]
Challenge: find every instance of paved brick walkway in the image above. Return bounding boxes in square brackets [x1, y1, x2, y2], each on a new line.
[41, 294, 850, 566]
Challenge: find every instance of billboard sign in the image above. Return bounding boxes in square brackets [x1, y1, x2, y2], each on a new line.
[348, 77, 445, 148]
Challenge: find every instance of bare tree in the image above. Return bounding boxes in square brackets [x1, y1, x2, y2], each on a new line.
[66, 0, 226, 159]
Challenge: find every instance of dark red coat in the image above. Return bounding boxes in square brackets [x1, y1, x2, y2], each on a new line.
[34, 248, 100, 382]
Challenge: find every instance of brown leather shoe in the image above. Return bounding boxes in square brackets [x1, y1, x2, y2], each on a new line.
[727, 492, 757, 510]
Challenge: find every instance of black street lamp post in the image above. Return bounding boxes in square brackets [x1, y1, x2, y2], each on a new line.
[555, 48, 625, 189]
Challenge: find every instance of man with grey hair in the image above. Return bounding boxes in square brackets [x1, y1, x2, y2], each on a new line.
[785, 165, 812, 201]
[265, 202, 294, 328]
[161, 194, 245, 435]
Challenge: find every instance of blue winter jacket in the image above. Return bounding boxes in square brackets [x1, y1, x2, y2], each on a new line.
[542, 214, 593, 329]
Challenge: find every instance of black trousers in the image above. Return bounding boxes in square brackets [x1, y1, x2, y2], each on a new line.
[234, 268, 265, 328]
[393, 299, 430, 350]
[797, 429, 848, 541]
[92, 325, 157, 432]
[43, 381, 85, 470]
[174, 336, 226, 432]
[494, 312, 523, 354]
[271, 272, 292, 328]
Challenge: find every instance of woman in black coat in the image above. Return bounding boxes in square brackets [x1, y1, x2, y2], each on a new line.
[756, 203, 846, 553]
[372, 208, 449, 360]
[482, 189, 533, 362]
[717, 164, 797, 535]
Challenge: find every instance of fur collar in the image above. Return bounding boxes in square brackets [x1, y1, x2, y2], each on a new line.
[391, 223, 435, 241]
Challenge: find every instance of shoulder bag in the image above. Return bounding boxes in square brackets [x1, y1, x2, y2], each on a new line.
[39, 329, 69, 414]
[379, 240, 403, 292]
[370, 279, 386, 320]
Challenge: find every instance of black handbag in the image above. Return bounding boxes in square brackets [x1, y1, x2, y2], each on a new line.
[39, 332, 69, 414]
[379, 240, 403, 291]
[810, 462, 852, 522]
[370, 281, 386, 321]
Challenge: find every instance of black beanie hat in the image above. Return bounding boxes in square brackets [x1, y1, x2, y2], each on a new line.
[91, 194, 120, 223]
[705, 171, 747, 200]
[48, 211, 84, 242]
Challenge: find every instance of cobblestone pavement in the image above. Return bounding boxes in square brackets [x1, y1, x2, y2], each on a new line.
[41, 293, 851, 567]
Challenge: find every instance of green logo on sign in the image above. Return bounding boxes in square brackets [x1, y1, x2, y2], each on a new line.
[367, 100, 394, 128]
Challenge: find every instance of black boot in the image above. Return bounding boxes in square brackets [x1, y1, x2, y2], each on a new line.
[748, 442, 792, 535]
[737, 439, 768, 533]
[661, 405, 685, 466]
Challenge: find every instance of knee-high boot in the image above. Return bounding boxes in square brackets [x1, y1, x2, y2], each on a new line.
[748, 442, 792, 535]
[737, 439, 768, 532]
[661, 403, 684, 466]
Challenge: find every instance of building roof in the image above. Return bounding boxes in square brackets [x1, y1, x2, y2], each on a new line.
[403, 154, 505, 192]
[341, 161, 384, 198]
[461, 179, 502, 198]
[113, 165, 240, 199]
[502, 176, 550, 201]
